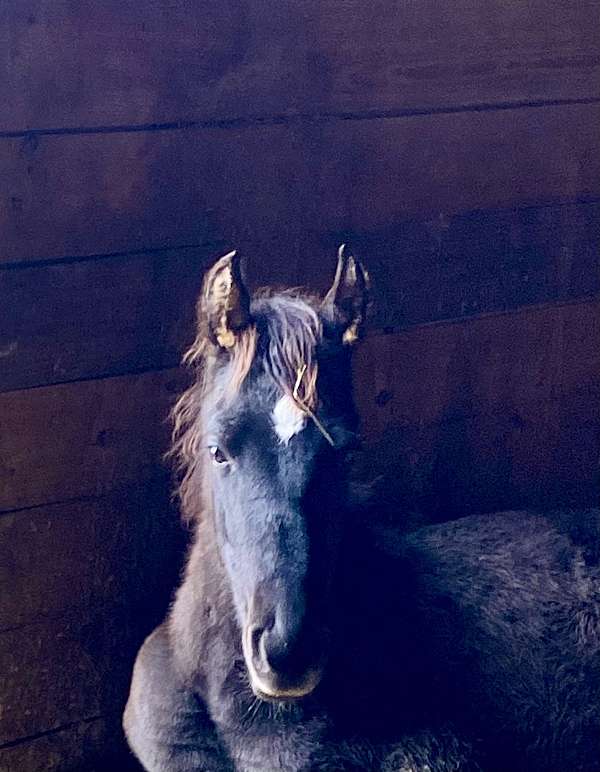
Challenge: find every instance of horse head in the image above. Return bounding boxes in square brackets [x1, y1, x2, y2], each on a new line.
[173, 246, 369, 701]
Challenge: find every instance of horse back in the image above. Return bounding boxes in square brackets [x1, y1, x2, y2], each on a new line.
[398, 509, 600, 770]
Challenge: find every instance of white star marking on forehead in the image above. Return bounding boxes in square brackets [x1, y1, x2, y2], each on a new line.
[272, 394, 306, 444]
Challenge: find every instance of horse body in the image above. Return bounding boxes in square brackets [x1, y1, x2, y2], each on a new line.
[124, 249, 600, 771]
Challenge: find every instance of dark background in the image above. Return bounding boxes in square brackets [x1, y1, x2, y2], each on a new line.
[1, 2, 599, 769]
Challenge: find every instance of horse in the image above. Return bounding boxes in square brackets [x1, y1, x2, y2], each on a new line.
[124, 247, 600, 771]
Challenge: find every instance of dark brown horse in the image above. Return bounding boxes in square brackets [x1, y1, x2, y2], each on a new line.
[124, 248, 600, 771]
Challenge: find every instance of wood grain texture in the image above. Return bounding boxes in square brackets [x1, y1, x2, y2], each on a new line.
[0, 247, 208, 392]
[3, 201, 597, 393]
[313, 104, 600, 233]
[0, 478, 183, 631]
[0, 611, 143, 746]
[0, 483, 182, 762]
[0, 123, 310, 265]
[0, 715, 136, 772]
[1, 2, 597, 768]
[339, 201, 600, 329]
[2, 102, 599, 265]
[0, 368, 186, 512]
[354, 298, 600, 517]
[1, 0, 599, 132]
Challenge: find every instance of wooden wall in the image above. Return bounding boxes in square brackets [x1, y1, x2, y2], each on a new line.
[1, 2, 599, 768]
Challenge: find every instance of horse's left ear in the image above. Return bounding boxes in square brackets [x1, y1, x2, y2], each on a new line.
[321, 244, 370, 344]
[198, 250, 251, 350]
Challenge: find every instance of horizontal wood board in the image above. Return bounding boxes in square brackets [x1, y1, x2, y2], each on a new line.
[0, 612, 145, 745]
[1, 0, 599, 132]
[0, 478, 183, 631]
[2, 200, 598, 393]
[0, 368, 186, 512]
[325, 200, 600, 328]
[2, 103, 599, 265]
[0, 486, 183, 752]
[2, 2, 598, 768]
[354, 298, 600, 517]
[0, 247, 207, 392]
[0, 715, 137, 772]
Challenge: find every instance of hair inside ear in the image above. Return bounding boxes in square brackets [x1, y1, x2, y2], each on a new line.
[199, 250, 251, 350]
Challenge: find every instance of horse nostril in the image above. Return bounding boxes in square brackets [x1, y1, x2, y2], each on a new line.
[250, 626, 263, 661]
[258, 627, 304, 677]
[246, 612, 312, 681]
[248, 622, 274, 674]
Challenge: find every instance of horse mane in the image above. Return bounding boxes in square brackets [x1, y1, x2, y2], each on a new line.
[170, 289, 324, 521]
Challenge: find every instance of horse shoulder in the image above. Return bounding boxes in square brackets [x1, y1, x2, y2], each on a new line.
[124, 623, 232, 772]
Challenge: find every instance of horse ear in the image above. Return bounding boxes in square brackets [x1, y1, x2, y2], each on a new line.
[198, 250, 251, 349]
[321, 244, 370, 344]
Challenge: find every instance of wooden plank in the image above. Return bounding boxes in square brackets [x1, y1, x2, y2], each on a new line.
[0, 484, 182, 759]
[313, 104, 600, 234]
[1, 0, 599, 132]
[2, 103, 599, 265]
[0, 612, 142, 746]
[3, 202, 597, 393]
[353, 298, 600, 517]
[328, 200, 600, 329]
[0, 479, 183, 631]
[0, 247, 207, 392]
[0, 368, 186, 512]
[0, 716, 136, 772]
[0, 123, 312, 265]
[549, 301, 600, 506]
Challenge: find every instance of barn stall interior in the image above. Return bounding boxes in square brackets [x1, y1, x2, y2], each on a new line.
[1, 2, 599, 770]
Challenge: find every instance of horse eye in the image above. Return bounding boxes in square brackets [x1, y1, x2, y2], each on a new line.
[209, 446, 228, 465]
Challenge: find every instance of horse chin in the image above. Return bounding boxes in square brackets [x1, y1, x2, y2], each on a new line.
[248, 667, 323, 704]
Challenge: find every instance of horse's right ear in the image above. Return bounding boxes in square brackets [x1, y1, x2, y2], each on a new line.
[197, 250, 251, 350]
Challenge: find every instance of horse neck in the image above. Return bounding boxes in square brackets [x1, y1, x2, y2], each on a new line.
[168, 513, 241, 687]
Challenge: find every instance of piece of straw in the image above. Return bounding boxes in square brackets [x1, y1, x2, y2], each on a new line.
[292, 364, 336, 447]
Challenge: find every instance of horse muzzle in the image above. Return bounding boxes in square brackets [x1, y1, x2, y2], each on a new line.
[243, 621, 324, 701]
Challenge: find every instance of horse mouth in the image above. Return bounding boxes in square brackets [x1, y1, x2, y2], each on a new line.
[249, 667, 323, 703]
[242, 621, 326, 702]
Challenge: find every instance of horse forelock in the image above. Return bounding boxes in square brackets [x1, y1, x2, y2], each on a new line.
[254, 290, 322, 411]
[170, 290, 324, 521]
